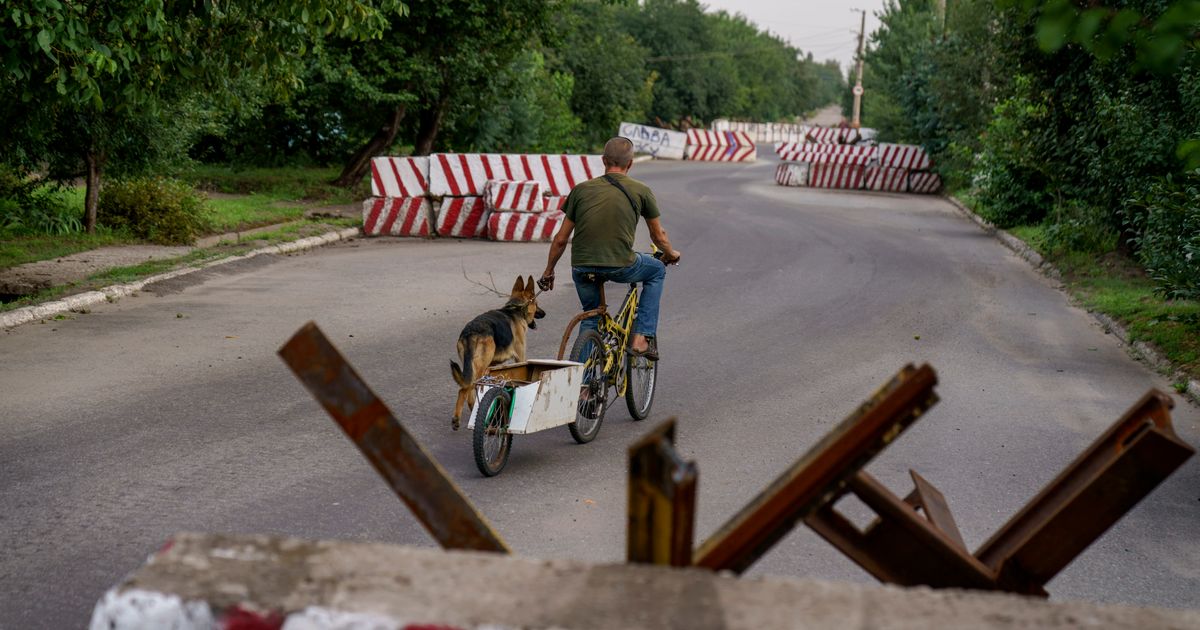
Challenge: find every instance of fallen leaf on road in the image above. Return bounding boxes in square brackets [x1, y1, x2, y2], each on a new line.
[225, 335, 238, 339]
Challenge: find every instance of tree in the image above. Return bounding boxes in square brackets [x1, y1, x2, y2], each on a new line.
[546, 1, 656, 149]
[0, 1, 404, 232]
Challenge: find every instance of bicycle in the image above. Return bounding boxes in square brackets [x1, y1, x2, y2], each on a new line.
[552, 251, 668, 444]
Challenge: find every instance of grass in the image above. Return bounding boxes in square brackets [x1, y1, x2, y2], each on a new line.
[2, 166, 366, 271]
[955, 195, 1200, 384]
[205, 195, 311, 232]
[184, 165, 369, 204]
[0, 230, 138, 269]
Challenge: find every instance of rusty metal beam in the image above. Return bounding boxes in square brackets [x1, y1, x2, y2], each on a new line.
[804, 471, 996, 590]
[627, 419, 698, 567]
[906, 470, 967, 551]
[279, 321, 510, 553]
[694, 364, 939, 574]
[976, 389, 1194, 594]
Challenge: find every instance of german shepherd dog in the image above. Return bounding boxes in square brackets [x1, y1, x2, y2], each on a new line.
[450, 275, 545, 429]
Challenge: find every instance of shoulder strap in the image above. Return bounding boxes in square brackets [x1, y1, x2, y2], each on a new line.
[602, 174, 641, 220]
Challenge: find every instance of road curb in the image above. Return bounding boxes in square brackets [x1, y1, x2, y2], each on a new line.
[943, 195, 1199, 406]
[0, 227, 360, 331]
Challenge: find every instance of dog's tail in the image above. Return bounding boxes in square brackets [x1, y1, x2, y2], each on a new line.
[450, 344, 474, 387]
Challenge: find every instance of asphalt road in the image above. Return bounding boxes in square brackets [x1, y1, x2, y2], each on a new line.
[2, 159, 1198, 627]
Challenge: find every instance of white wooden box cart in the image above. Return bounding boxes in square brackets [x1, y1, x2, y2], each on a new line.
[465, 359, 587, 476]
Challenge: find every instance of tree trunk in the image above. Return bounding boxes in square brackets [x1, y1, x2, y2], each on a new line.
[84, 149, 104, 234]
[413, 95, 449, 156]
[332, 104, 408, 188]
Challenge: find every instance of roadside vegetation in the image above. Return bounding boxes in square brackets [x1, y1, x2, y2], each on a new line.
[860, 0, 1199, 383]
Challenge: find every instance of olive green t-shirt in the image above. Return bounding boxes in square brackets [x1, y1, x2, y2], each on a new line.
[564, 173, 661, 268]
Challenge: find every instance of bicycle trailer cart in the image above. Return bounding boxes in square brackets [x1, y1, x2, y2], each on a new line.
[466, 360, 585, 476]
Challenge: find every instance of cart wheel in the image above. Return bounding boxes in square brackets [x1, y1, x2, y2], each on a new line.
[473, 387, 514, 477]
[568, 329, 608, 444]
[625, 351, 657, 421]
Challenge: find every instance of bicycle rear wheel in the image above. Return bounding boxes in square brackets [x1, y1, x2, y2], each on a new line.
[568, 329, 608, 444]
[624, 352, 657, 421]
[472, 387, 513, 477]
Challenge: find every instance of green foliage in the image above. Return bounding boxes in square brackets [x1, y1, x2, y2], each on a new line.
[546, 1, 656, 149]
[462, 51, 584, 153]
[0, 190, 82, 236]
[99, 177, 212, 244]
[1128, 171, 1200, 299]
[1, 0, 406, 230]
[0, 169, 84, 236]
[1042, 203, 1121, 255]
[973, 75, 1055, 226]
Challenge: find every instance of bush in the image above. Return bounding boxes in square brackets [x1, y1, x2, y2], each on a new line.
[0, 175, 83, 236]
[1041, 202, 1119, 256]
[99, 177, 212, 245]
[975, 159, 1053, 227]
[1129, 172, 1200, 300]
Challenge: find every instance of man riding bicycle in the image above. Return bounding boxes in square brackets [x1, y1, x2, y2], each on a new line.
[538, 137, 681, 360]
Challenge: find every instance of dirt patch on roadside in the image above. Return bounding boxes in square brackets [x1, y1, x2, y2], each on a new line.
[0, 245, 193, 296]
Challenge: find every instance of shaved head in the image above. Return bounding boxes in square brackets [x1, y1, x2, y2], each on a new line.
[603, 137, 635, 169]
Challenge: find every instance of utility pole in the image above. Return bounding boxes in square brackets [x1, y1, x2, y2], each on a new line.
[851, 9, 866, 129]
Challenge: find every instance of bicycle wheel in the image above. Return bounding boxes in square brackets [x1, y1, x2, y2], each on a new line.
[568, 329, 608, 444]
[624, 351, 658, 421]
[472, 387, 513, 477]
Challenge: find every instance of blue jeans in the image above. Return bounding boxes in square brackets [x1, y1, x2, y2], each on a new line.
[573, 253, 666, 337]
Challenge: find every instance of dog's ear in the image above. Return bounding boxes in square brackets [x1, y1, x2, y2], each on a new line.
[525, 275, 536, 298]
[511, 275, 525, 297]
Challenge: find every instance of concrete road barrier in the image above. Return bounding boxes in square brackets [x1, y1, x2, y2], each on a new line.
[484, 180, 543, 212]
[370, 156, 430, 198]
[90, 532, 1200, 630]
[878, 143, 933, 170]
[778, 145, 875, 165]
[810, 163, 866, 190]
[430, 153, 603, 197]
[362, 197, 433, 237]
[775, 163, 810, 187]
[865, 166, 910, 192]
[909, 171, 944, 194]
[488, 211, 564, 242]
[685, 130, 756, 162]
[619, 122, 687, 160]
[435, 197, 489, 239]
[542, 196, 567, 213]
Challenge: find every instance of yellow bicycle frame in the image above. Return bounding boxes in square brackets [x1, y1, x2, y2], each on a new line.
[598, 287, 639, 395]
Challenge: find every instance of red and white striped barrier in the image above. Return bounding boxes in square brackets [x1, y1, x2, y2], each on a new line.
[908, 171, 943, 194]
[877, 143, 932, 170]
[686, 129, 750, 147]
[362, 198, 432, 237]
[484, 180, 542, 212]
[685, 144, 756, 161]
[370, 157, 430, 198]
[429, 154, 602, 197]
[543, 196, 567, 213]
[810, 163, 866, 190]
[487, 211, 565, 242]
[774, 142, 806, 155]
[685, 130, 757, 162]
[775, 163, 809, 187]
[864, 166, 909, 192]
[778, 145, 875, 165]
[435, 197, 489, 239]
[805, 127, 858, 144]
